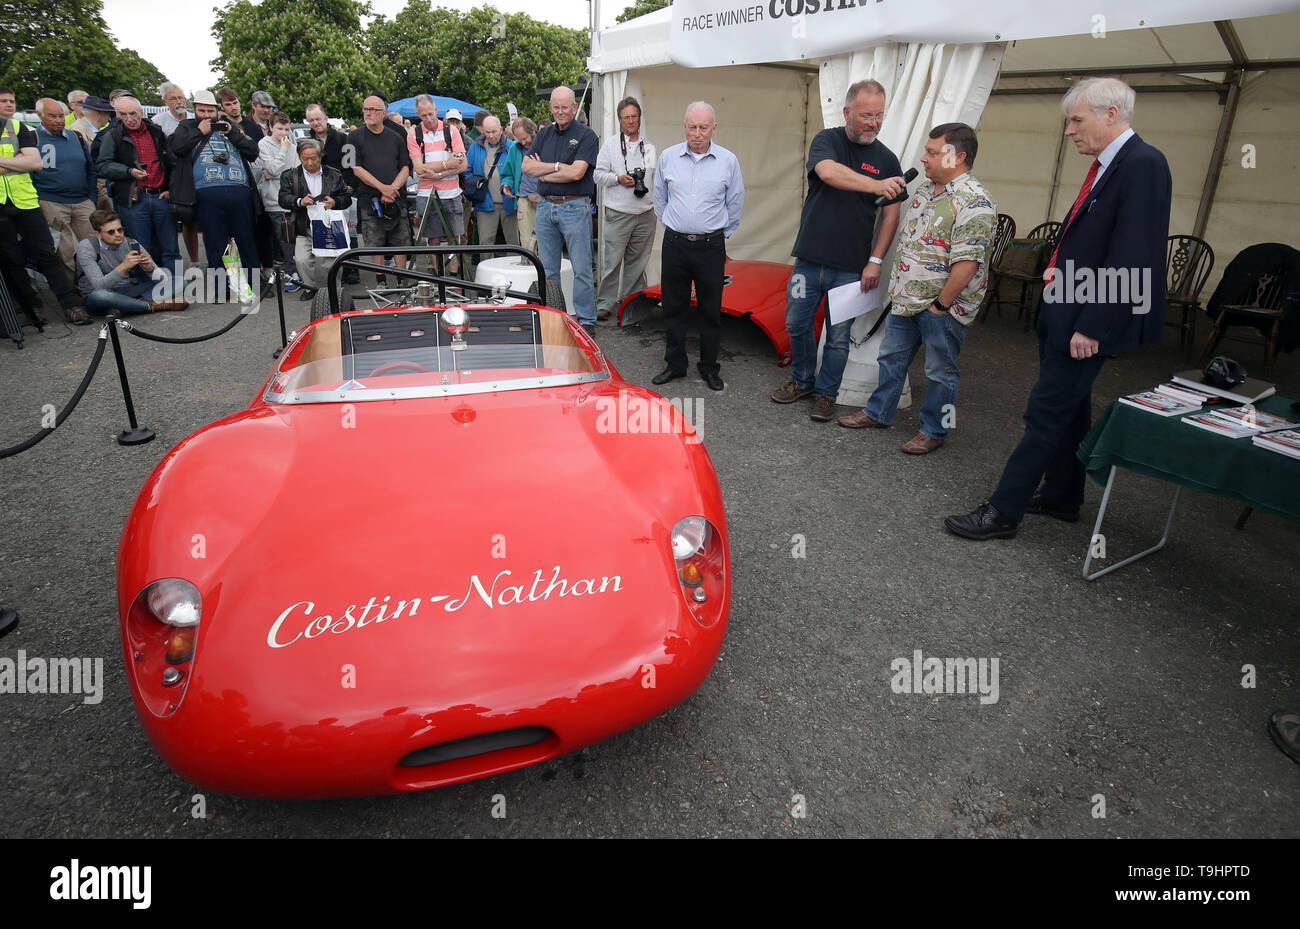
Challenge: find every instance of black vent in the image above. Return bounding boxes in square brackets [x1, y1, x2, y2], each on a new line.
[398, 726, 553, 767]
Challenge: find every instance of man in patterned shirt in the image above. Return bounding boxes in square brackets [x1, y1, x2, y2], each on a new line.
[838, 122, 996, 454]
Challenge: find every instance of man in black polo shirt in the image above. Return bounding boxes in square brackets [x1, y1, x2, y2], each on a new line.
[521, 86, 599, 332]
[349, 94, 412, 279]
[770, 79, 908, 422]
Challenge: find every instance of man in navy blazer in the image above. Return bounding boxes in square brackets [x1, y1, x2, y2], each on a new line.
[945, 77, 1172, 540]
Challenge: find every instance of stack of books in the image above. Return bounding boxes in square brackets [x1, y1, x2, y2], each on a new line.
[1252, 429, 1300, 460]
[1119, 381, 1218, 417]
[1183, 405, 1298, 439]
[1170, 369, 1276, 405]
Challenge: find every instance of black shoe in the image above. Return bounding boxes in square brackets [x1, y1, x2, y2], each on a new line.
[581, 323, 597, 338]
[652, 367, 687, 386]
[1026, 493, 1080, 523]
[342, 269, 360, 285]
[299, 288, 316, 302]
[0, 607, 17, 638]
[943, 502, 1018, 541]
[701, 371, 724, 391]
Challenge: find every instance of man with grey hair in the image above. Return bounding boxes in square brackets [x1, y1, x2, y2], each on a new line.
[68, 94, 112, 146]
[97, 94, 180, 278]
[33, 98, 97, 282]
[65, 90, 87, 128]
[945, 76, 1171, 541]
[522, 86, 599, 332]
[593, 95, 656, 322]
[650, 101, 745, 391]
[772, 78, 906, 420]
[152, 83, 189, 137]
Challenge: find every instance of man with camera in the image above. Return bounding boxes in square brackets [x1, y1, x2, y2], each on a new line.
[593, 96, 656, 323]
[169, 89, 261, 292]
[348, 94, 413, 280]
[97, 95, 181, 282]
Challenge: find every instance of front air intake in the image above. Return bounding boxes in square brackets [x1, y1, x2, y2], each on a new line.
[397, 726, 554, 767]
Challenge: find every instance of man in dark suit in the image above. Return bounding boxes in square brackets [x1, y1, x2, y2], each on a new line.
[945, 77, 1171, 540]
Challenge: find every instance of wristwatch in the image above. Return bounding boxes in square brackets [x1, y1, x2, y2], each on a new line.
[932, 297, 951, 313]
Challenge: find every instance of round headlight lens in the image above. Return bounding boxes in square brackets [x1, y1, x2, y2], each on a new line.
[145, 578, 202, 627]
[671, 516, 709, 560]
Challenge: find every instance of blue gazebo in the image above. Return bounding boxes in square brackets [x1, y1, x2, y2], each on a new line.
[388, 94, 487, 120]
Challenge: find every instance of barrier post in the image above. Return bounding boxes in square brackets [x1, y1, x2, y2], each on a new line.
[273, 264, 287, 359]
[107, 317, 155, 446]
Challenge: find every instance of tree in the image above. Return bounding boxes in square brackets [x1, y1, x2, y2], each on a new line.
[615, 0, 671, 24]
[210, 0, 393, 121]
[365, 4, 587, 124]
[0, 0, 171, 106]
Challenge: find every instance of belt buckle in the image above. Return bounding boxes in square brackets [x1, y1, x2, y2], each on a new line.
[685, 233, 698, 241]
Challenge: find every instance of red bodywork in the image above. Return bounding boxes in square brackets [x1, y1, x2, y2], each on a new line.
[116, 304, 730, 798]
[616, 259, 824, 366]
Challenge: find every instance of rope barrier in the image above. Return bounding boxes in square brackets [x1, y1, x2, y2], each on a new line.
[117, 308, 252, 344]
[0, 327, 109, 459]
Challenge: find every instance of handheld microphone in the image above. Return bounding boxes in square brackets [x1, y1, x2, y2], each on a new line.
[874, 167, 918, 206]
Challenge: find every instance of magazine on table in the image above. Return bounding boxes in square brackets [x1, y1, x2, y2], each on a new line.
[1251, 429, 1300, 460]
[1171, 369, 1276, 404]
[1153, 382, 1216, 406]
[1118, 390, 1202, 417]
[1183, 406, 1297, 438]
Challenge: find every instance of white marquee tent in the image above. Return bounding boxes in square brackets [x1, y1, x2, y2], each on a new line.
[586, 2, 1300, 398]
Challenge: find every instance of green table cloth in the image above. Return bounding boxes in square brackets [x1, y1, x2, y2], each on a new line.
[1078, 394, 1300, 523]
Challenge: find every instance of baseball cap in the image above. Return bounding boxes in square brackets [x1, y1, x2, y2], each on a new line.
[250, 91, 276, 108]
[445, 108, 463, 121]
[82, 96, 115, 113]
[192, 90, 218, 106]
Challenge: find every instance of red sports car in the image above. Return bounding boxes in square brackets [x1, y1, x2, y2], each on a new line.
[116, 249, 730, 798]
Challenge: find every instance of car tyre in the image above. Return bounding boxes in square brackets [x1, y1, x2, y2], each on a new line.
[310, 288, 354, 321]
[526, 278, 567, 314]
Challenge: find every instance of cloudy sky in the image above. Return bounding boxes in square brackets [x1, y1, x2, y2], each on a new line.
[101, 0, 630, 97]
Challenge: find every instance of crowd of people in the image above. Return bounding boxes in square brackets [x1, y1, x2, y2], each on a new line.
[2, 74, 1174, 544]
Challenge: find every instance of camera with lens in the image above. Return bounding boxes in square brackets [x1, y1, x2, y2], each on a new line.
[213, 115, 232, 132]
[630, 167, 648, 198]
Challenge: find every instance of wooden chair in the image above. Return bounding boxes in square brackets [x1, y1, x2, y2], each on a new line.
[996, 221, 1060, 330]
[1198, 243, 1299, 377]
[1164, 235, 1214, 352]
[979, 213, 1016, 321]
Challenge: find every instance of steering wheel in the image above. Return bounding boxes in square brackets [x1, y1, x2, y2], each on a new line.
[369, 360, 430, 376]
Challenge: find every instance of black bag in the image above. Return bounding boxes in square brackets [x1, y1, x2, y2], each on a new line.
[465, 144, 500, 207]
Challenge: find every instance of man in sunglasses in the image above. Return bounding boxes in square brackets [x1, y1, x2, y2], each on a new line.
[75, 208, 186, 314]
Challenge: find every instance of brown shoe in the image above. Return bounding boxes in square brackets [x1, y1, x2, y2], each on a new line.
[148, 299, 189, 312]
[901, 433, 944, 454]
[65, 306, 91, 326]
[809, 395, 836, 422]
[837, 410, 887, 429]
[596, 308, 612, 321]
[770, 379, 815, 403]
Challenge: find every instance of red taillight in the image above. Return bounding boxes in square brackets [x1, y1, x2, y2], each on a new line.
[125, 579, 201, 717]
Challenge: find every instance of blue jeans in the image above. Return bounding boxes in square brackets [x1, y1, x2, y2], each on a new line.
[85, 277, 156, 315]
[865, 309, 968, 440]
[536, 197, 594, 324]
[119, 191, 180, 274]
[785, 259, 860, 398]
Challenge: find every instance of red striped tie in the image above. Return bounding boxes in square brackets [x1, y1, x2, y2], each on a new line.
[1044, 159, 1101, 282]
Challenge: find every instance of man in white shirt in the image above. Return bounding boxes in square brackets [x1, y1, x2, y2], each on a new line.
[593, 97, 656, 322]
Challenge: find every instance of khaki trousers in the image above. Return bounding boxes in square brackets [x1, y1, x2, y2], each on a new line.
[41, 199, 95, 280]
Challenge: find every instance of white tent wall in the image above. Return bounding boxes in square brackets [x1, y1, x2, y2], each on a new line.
[978, 66, 1300, 293]
[596, 62, 821, 287]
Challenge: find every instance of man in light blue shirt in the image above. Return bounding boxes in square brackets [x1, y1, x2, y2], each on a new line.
[651, 101, 744, 391]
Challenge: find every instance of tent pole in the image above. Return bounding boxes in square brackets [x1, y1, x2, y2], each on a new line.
[1193, 22, 1248, 242]
[1045, 120, 1067, 225]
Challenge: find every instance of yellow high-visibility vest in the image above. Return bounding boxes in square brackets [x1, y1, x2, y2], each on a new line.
[0, 118, 40, 209]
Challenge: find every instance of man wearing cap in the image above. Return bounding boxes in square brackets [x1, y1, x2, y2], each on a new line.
[98, 95, 180, 281]
[445, 109, 470, 148]
[170, 89, 262, 292]
[521, 86, 599, 332]
[69, 95, 113, 146]
[0, 85, 90, 325]
[248, 91, 276, 139]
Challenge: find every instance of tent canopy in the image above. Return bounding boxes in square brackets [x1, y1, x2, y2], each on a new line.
[388, 94, 487, 120]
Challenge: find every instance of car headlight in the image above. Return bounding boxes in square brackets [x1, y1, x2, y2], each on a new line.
[669, 516, 726, 627]
[125, 578, 202, 717]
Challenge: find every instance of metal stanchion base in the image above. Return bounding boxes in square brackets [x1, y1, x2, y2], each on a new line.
[117, 426, 156, 446]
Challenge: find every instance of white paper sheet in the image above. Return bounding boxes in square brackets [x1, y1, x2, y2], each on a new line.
[827, 280, 881, 326]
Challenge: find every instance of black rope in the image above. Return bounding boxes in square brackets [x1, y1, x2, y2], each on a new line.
[118, 308, 250, 344]
[0, 327, 109, 459]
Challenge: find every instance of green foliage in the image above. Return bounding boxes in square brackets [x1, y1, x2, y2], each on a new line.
[211, 0, 392, 121]
[0, 0, 171, 106]
[364, 4, 587, 123]
[615, 0, 671, 24]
